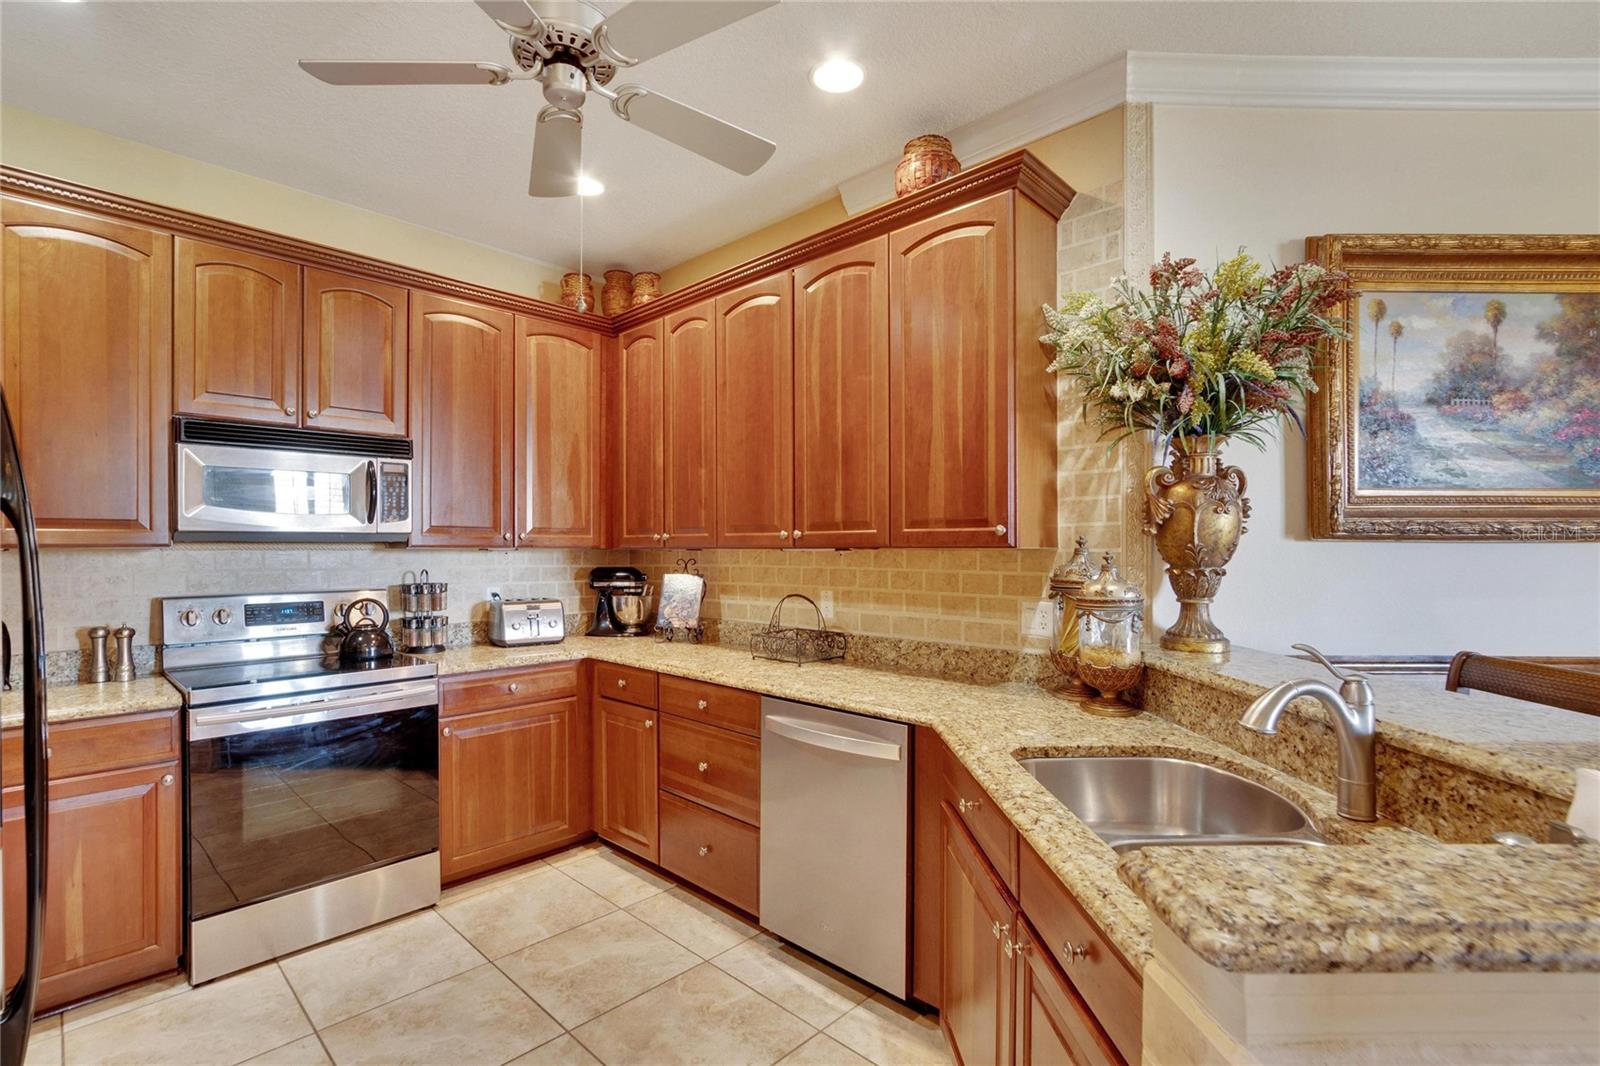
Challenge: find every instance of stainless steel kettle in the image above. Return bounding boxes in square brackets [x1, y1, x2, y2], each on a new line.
[337, 597, 394, 663]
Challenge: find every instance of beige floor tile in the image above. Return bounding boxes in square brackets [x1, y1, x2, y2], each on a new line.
[62, 971, 190, 1032]
[824, 994, 950, 1066]
[714, 935, 872, 1028]
[25, 1014, 62, 1066]
[557, 849, 673, 907]
[64, 963, 312, 1066]
[777, 1033, 874, 1066]
[436, 858, 548, 905]
[542, 840, 607, 869]
[437, 864, 614, 958]
[317, 964, 559, 1066]
[242, 1034, 332, 1065]
[497, 910, 699, 1028]
[506, 1033, 603, 1065]
[573, 963, 814, 1066]
[279, 909, 483, 1027]
[627, 886, 757, 959]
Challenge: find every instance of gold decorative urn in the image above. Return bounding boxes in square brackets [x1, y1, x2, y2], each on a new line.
[1144, 435, 1250, 655]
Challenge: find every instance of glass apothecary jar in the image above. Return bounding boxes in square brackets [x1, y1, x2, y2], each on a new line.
[1074, 552, 1145, 712]
[1046, 536, 1096, 694]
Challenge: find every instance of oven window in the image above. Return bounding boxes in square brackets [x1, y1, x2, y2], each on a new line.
[187, 705, 437, 919]
[201, 467, 352, 516]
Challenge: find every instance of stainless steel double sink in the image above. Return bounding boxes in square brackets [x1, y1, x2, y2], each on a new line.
[1019, 756, 1326, 853]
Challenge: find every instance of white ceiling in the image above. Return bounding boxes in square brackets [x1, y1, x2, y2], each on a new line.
[3, 1, 1597, 274]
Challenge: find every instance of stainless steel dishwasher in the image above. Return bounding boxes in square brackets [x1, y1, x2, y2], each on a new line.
[760, 697, 909, 997]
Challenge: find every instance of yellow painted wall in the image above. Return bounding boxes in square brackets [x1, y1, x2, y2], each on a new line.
[0, 105, 568, 303]
[659, 105, 1125, 293]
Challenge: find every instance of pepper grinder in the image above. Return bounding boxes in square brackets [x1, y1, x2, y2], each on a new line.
[111, 623, 137, 682]
[87, 625, 112, 683]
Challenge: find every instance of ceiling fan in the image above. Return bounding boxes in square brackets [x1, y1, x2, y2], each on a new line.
[300, 0, 778, 197]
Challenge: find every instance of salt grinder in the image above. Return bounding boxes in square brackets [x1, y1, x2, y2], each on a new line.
[111, 623, 137, 682]
[88, 625, 112, 683]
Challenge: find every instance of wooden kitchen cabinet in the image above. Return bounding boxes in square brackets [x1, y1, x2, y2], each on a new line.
[174, 237, 301, 425]
[715, 273, 792, 547]
[1, 712, 181, 1013]
[942, 801, 1016, 1066]
[1015, 917, 1124, 1066]
[662, 300, 717, 549]
[613, 321, 665, 548]
[409, 291, 515, 546]
[1, 196, 173, 546]
[515, 317, 603, 546]
[301, 268, 408, 436]
[889, 190, 1059, 548]
[439, 685, 591, 882]
[594, 696, 659, 862]
[793, 237, 890, 548]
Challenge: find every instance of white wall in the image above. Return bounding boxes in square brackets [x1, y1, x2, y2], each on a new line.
[1152, 106, 1600, 656]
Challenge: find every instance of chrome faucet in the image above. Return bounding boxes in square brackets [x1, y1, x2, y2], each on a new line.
[1239, 643, 1377, 822]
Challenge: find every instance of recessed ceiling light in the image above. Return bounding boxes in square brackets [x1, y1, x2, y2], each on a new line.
[810, 58, 863, 94]
[576, 174, 604, 197]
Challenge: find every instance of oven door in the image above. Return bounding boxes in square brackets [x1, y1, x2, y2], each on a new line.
[186, 684, 439, 922]
[174, 442, 410, 541]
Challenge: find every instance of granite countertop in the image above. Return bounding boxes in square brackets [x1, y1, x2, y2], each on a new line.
[0, 675, 181, 729]
[7, 636, 1597, 977]
[1120, 842, 1600, 974]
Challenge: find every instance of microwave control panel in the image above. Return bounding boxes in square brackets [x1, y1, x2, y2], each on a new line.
[380, 464, 409, 523]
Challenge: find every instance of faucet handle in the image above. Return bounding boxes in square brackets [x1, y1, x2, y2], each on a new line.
[1292, 643, 1361, 682]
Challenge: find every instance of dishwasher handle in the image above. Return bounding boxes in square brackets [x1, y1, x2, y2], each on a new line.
[764, 714, 903, 762]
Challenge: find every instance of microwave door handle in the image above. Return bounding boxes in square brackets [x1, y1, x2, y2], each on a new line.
[365, 460, 378, 526]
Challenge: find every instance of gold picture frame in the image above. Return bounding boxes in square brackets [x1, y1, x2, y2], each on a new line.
[1307, 233, 1600, 540]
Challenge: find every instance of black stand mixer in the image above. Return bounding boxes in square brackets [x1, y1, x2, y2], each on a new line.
[587, 566, 652, 637]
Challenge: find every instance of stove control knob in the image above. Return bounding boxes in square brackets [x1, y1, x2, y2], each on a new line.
[213, 608, 233, 626]
[178, 608, 200, 628]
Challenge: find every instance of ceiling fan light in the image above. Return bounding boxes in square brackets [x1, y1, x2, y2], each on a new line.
[810, 58, 863, 94]
[576, 174, 605, 197]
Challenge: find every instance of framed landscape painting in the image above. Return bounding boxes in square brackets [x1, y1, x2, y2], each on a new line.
[1307, 234, 1600, 540]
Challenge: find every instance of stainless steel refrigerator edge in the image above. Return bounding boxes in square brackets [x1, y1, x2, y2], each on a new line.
[759, 698, 909, 998]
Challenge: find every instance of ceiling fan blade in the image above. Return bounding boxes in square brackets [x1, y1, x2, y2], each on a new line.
[299, 60, 512, 86]
[529, 107, 584, 197]
[616, 88, 775, 175]
[474, 0, 542, 33]
[599, 1, 777, 65]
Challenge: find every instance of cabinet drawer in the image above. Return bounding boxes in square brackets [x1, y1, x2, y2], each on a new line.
[2, 709, 180, 782]
[441, 664, 573, 718]
[595, 663, 657, 709]
[942, 751, 1017, 892]
[658, 791, 759, 915]
[1019, 843, 1141, 1064]
[659, 715, 760, 825]
[658, 675, 759, 736]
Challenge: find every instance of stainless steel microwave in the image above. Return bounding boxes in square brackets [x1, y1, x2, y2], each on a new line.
[173, 418, 412, 542]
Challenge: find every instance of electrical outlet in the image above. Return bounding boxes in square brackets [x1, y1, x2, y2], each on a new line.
[484, 586, 501, 604]
[819, 590, 835, 621]
[1023, 599, 1054, 639]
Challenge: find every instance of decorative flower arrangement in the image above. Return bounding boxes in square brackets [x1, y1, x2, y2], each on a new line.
[1042, 253, 1354, 450]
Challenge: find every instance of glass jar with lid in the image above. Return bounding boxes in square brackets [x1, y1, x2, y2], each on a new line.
[1074, 552, 1145, 711]
[1046, 536, 1096, 694]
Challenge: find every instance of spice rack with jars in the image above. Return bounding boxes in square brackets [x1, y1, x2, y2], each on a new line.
[399, 570, 448, 653]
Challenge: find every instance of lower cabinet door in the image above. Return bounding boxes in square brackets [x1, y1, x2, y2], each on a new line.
[941, 802, 1015, 1066]
[440, 696, 589, 881]
[594, 697, 659, 863]
[2, 761, 181, 1011]
[1015, 918, 1124, 1066]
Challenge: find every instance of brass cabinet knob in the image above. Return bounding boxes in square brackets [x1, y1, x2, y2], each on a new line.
[994, 524, 1007, 536]
[697, 845, 710, 857]
[958, 797, 980, 813]
[793, 529, 803, 540]
[508, 682, 520, 694]
[1062, 941, 1089, 965]
[502, 532, 511, 542]
[161, 773, 174, 787]
[307, 408, 319, 419]
[617, 678, 627, 688]
[652, 533, 662, 541]
[644, 718, 654, 729]
[441, 726, 452, 737]
[285, 405, 296, 416]
[697, 761, 709, 773]
[777, 529, 789, 539]
[696, 699, 708, 710]
[991, 919, 1002, 941]
[661, 532, 672, 542]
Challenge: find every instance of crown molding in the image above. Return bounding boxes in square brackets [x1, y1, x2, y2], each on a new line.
[835, 57, 1126, 216]
[1126, 52, 1600, 111]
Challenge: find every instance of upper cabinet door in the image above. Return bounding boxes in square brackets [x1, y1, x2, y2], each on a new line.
[1, 196, 172, 546]
[515, 316, 602, 547]
[302, 269, 408, 437]
[409, 292, 514, 546]
[889, 193, 1014, 547]
[662, 301, 717, 549]
[794, 239, 890, 549]
[614, 322, 664, 548]
[174, 238, 300, 425]
[715, 274, 792, 548]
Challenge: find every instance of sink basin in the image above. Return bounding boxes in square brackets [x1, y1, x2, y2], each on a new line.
[1019, 756, 1325, 852]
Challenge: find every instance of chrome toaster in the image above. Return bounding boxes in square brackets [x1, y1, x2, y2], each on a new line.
[488, 594, 566, 647]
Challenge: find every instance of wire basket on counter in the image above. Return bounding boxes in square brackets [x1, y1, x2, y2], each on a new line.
[750, 594, 847, 666]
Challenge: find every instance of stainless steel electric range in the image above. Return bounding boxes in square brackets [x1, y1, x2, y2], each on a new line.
[161, 590, 441, 984]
